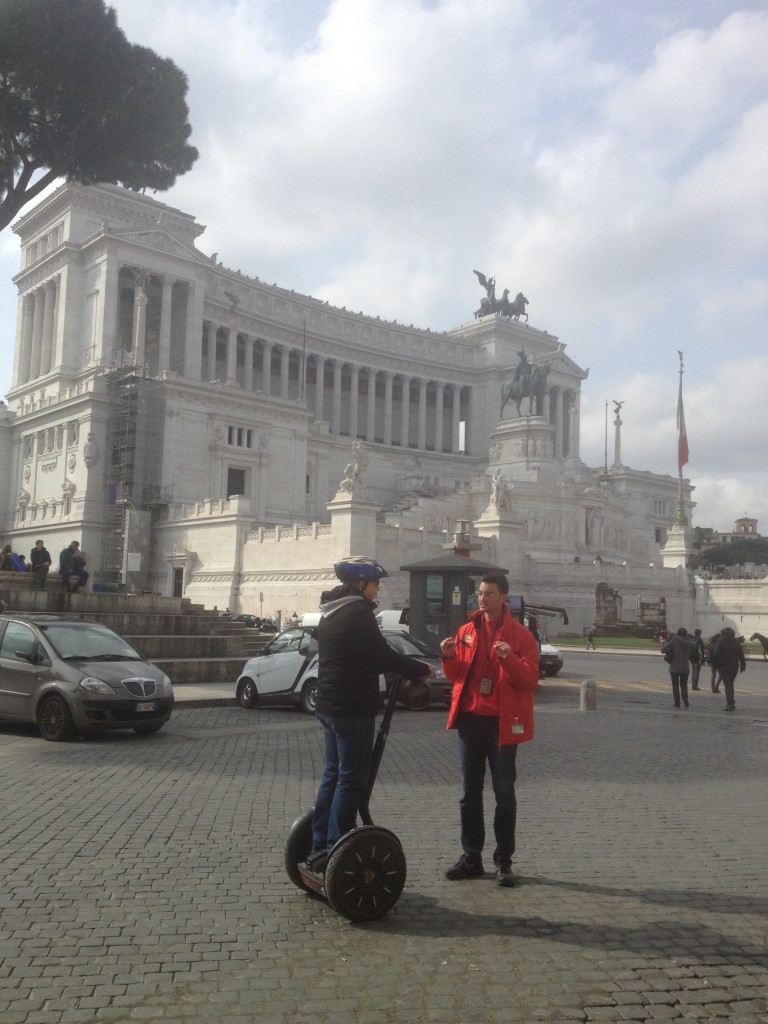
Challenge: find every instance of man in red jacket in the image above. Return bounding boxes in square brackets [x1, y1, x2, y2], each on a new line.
[440, 572, 539, 887]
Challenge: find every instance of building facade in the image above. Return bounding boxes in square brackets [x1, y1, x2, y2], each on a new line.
[1, 183, 709, 634]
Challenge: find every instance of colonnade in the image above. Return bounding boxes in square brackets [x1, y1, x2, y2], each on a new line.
[201, 320, 468, 453]
[17, 277, 59, 384]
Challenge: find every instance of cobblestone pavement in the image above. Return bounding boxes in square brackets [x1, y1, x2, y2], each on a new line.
[1, 673, 766, 1024]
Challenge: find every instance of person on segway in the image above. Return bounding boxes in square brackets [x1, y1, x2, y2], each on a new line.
[306, 556, 433, 873]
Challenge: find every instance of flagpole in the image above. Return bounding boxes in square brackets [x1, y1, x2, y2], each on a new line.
[673, 350, 688, 527]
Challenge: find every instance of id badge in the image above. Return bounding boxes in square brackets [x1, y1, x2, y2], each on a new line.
[511, 721, 525, 735]
[479, 676, 493, 695]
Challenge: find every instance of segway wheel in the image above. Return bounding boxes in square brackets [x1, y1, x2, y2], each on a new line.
[324, 826, 406, 922]
[284, 809, 315, 892]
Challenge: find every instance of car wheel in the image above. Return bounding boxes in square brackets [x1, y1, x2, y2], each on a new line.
[37, 694, 76, 742]
[133, 722, 166, 735]
[544, 667, 560, 677]
[301, 679, 318, 715]
[237, 677, 258, 709]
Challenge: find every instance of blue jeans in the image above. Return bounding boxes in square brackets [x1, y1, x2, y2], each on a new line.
[312, 714, 375, 852]
[457, 712, 518, 864]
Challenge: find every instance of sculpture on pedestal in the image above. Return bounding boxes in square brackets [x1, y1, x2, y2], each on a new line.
[336, 440, 369, 496]
[473, 271, 528, 321]
[488, 469, 513, 515]
[500, 360, 550, 418]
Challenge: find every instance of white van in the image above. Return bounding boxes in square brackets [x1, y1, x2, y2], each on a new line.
[374, 609, 410, 630]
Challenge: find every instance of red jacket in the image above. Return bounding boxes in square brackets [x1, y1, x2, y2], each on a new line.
[443, 607, 539, 747]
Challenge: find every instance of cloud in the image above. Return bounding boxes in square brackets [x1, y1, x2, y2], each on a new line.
[0, 0, 766, 532]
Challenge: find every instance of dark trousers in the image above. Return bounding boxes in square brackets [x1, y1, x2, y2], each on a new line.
[312, 714, 375, 852]
[457, 712, 518, 863]
[720, 669, 737, 708]
[670, 672, 689, 707]
[61, 567, 89, 591]
[32, 565, 49, 590]
[690, 660, 701, 687]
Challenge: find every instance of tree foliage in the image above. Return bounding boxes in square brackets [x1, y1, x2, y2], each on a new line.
[0, 0, 198, 231]
[697, 537, 768, 567]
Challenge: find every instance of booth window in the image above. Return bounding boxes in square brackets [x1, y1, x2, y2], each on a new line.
[426, 574, 446, 616]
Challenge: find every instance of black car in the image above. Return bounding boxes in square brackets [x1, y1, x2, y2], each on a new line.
[381, 631, 452, 709]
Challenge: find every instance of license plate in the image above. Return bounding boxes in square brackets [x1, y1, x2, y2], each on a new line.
[134, 701, 157, 712]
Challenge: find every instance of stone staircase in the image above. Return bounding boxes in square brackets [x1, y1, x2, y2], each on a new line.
[0, 572, 272, 686]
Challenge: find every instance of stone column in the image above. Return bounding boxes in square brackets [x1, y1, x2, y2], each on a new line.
[158, 276, 174, 371]
[613, 400, 622, 469]
[399, 375, 411, 448]
[279, 345, 290, 398]
[434, 381, 445, 452]
[225, 321, 238, 384]
[261, 341, 273, 395]
[572, 388, 581, 460]
[332, 360, 342, 434]
[183, 278, 204, 380]
[99, 258, 120, 361]
[244, 336, 254, 392]
[19, 292, 35, 384]
[132, 273, 149, 366]
[40, 279, 57, 376]
[451, 384, 462, 453]
[206, 321, 218, 381]
[554, 387, 564, 459]
[417, 378, 428, 450]
[349, 364, 360, 439]
[29, 287, 45, 380]
[314, 356, 325, 419]
[543, 390, 551, 421]
[366, 370, 377, 441]
[383, 372, 393, 445]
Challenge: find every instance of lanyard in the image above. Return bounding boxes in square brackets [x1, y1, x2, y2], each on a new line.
[480, 614, 502, 674]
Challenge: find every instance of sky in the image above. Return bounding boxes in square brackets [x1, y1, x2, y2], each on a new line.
[1, 0, 766, 533]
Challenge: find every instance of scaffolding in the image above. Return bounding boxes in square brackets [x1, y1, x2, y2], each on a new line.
[99, 367, 168, 591]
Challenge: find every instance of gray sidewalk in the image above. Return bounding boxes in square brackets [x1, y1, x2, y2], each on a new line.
[1, 675, 766, 1023]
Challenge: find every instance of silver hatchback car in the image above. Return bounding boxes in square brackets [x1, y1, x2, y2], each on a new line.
[0, 615, 174, 741]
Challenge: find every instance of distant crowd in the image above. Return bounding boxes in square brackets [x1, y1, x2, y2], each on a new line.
[697, 563, 768, 580]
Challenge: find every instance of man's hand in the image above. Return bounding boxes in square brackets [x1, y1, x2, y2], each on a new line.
[494, 640, 511, 659]
[440, 637, 456, 658]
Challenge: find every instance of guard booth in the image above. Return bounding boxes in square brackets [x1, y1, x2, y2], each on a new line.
[400, 553, 512, 653]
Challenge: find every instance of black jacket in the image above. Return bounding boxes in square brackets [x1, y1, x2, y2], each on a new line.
[316, 592, 429, 718]
[711, 636, 746, 674]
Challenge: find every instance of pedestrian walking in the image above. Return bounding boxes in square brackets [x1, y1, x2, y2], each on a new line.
[585, 623, 597, 650]
[710, 626, 746, 711]
[440, 571, 540, 887]
[661, 627, 696, 708]
[707, 631, 723, 691]
[689, 627, 705, 690]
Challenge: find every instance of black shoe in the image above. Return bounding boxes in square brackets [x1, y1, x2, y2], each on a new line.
[683, 701, 689, 708]
[691, 686, 700, 691]
[495, 860, 516, 887]
[724, 705, 735, 712]
[445, 854, 484, 880]
[306, 850, 328, 873]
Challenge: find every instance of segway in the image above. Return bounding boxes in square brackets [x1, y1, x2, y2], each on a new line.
[284, 675, 429, 922]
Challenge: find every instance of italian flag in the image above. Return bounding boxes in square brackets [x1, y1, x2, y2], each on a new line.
[677, 376, 689, 474]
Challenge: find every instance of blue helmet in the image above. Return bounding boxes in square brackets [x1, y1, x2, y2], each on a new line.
[334, 556, 389, 582]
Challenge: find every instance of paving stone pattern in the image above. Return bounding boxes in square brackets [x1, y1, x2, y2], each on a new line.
[1, 678, 766, 1024]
